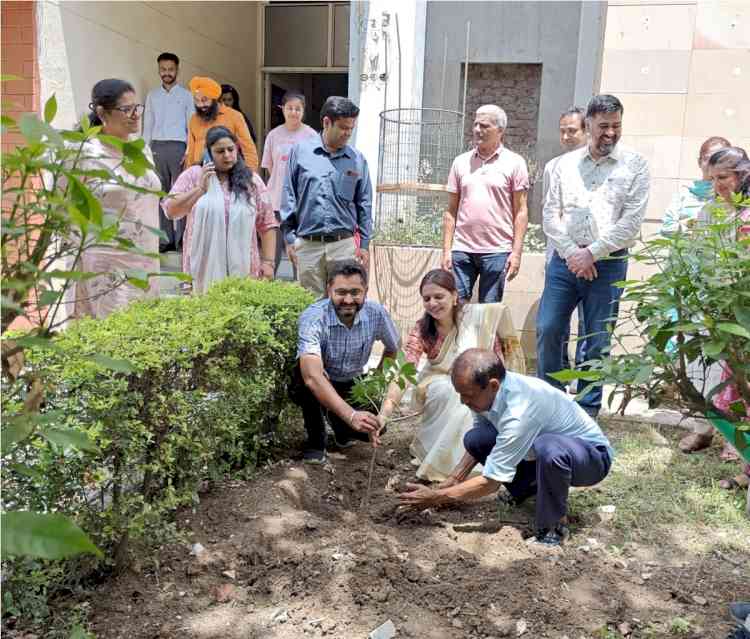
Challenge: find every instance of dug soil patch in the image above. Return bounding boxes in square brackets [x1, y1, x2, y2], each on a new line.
[80, 421, 750, 638]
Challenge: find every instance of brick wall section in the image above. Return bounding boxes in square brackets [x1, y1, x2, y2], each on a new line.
[3, 2, 39, 330]
[463, 63, 542, 158]
[2, 1, 39, 154]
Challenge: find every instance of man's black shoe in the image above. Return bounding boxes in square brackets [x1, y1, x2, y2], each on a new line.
[725, 627, 750, 639]
[529, 524, 570, 547]
[303, 449, 327, 465]
[330, 429, 369, 449]
[730, 603, 750, 626]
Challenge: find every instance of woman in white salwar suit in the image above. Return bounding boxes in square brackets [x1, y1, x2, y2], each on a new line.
[379, 269, 525, 482]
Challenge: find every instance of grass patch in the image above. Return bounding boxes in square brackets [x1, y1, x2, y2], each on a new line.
[568, 420, 749, 552]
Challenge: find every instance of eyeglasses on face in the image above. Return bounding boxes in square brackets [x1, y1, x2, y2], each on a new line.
[112, 104, 145, 118]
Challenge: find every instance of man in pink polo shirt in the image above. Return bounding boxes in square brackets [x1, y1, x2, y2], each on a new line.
[442, 105, 529, 302]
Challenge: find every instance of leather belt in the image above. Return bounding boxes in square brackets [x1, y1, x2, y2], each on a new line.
[302, 232, 353, 243]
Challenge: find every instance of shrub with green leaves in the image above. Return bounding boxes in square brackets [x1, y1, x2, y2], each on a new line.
[554, 199, 750, 456]
[2, 278, 313, 619]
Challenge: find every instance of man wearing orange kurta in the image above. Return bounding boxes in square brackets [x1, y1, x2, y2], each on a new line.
[185, 76, 258, 170]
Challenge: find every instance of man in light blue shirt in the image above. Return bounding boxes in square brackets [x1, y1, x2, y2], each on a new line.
[399, 348, 613, 546]
[143, 52, 195, 253]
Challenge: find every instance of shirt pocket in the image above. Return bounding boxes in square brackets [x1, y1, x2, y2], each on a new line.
[604, 174, 631, 205]
[336, 171, 358, 201]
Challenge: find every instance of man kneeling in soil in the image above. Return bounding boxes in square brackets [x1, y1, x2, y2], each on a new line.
[398, 348, 613, 546]
[292, 259, 400, 464]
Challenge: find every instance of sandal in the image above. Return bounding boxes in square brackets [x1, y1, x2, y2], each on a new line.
[720, 443, 741, 462]
[719, 474, 750, 490]
[678, 432, 713, 453]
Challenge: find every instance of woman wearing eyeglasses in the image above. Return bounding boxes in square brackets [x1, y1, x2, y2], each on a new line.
[70, 79, 162, 319]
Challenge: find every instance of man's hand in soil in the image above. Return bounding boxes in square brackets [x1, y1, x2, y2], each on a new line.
[399, 475, 500, 509]
[399, 482, 443, 509]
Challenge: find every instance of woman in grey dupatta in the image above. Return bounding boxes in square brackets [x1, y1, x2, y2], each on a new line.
[164, 126, 278, 293]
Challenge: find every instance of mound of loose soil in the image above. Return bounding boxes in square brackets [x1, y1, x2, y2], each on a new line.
[60, 421, 750, 637]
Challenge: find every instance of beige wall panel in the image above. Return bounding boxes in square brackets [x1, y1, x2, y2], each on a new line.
[640, 220, 664, 241]
[617, 94, 686, 136]
[684, 93, 749, 139]
[693, 1, 750, 49]
[604, 4, 696, 51]
[608, 0, 697, 5]
[643, 177, 679, 224]
[46, 1, 260, 128]
[620, 135, 682, 179]
[688, 49, 750, 94]
[601, 50, 690, 94]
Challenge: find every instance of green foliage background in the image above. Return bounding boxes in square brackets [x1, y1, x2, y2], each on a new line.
[2, 278, 313, 620]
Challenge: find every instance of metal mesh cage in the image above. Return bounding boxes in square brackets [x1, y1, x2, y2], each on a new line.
[374, 108, 464, 248]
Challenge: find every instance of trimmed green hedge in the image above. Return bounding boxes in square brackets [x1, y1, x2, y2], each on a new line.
[4, 279, 313, 575]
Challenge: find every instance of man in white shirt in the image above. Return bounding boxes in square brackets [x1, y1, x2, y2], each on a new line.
[398, 348, 613, 546]
[542, 107, 588, 381]
[143, 52, 194, 253]
[537, 94, 650, 418]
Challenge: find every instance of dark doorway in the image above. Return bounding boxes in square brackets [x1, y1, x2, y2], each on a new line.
[266, 73, 348, 133]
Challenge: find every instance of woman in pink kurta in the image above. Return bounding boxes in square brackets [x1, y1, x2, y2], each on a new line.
[72, 79, 161, 319]
[164, 126, 278, 292]
[261, 91, 317, 275]
[705, 147, 750, 490]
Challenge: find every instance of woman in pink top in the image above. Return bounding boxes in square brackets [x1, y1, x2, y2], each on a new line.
[705, 147, 750, 491]
[261, 91, 317, 276]
[164, 126, 278, 293]
[71, 79, 161, 319]
[377, 269, 526, 481]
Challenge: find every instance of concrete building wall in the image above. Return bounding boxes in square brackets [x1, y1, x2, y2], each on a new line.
[600, 0, 750, 238]
[422, 1, 607, 221]
[462, 63, 542, 152]
[36, 1, 261, 132]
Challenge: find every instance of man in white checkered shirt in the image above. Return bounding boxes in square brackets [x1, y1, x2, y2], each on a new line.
[537, 94, 650, 419]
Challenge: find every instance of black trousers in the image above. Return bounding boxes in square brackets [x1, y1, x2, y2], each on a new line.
[151, 140, 187, 251]
[274, 211, 297, 280]
[290, 364, 368, 451]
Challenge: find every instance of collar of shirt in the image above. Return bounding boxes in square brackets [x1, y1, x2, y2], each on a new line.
[314, 134, 352, 160]
[583, 143, 622, 165]
[325, 299, 363, 328]
[481, 375, 510, 422]
[473, 144, 504, 164]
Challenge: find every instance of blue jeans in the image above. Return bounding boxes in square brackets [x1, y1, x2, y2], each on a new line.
[563, 305, 586, 371]
[536, 250, 628, 411]
[452, 250, 509, 302]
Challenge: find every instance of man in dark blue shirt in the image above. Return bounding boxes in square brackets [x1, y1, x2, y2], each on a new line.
[280, 97, 372, 298]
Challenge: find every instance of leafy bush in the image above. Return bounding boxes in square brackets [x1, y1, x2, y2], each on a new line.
[2, 278, 313, 619]
[2, 91, 173, 575]
[554, 199, 750, 453]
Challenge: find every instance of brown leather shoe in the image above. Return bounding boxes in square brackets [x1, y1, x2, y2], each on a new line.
[678, 432, 713, 453]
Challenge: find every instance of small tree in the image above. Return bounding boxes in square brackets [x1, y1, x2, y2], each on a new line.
[1, 93, 164, 560]
[554, 197, 750, 458]
[350, 353, 417, 507]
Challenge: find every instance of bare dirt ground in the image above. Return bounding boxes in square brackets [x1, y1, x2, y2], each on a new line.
[74, 420, 749, 638]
